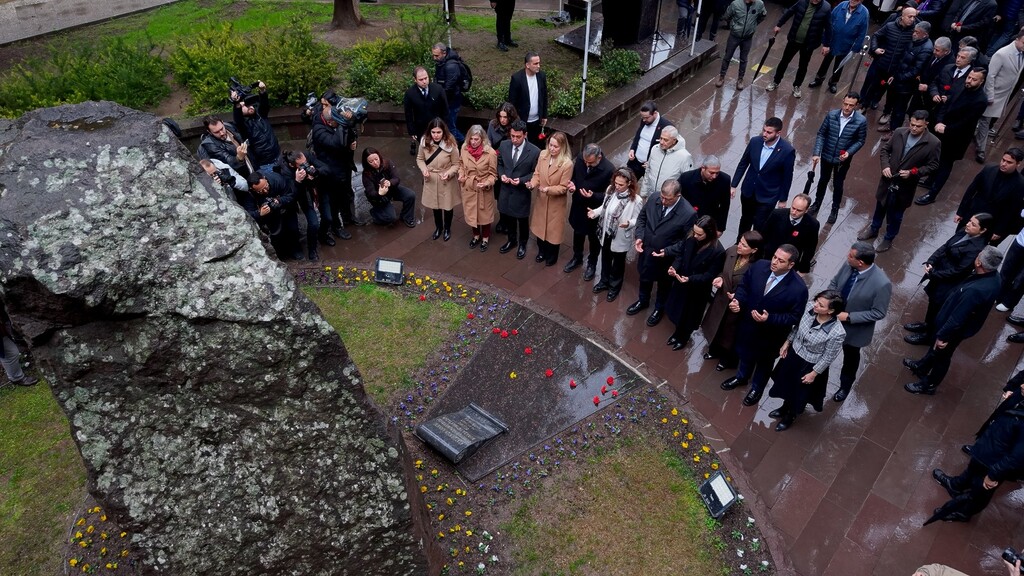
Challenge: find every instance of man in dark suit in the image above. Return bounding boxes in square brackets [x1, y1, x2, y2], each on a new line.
[402, 67, 449, 156]
[910, 37, 954, 118]
[941, 0, 998, 47]
[954, 149, 1024, 245]
[903, 246, 1003, 395]
[627, 180, 698, 327]
[678, 155, 732, 235]
[731, 117, 797, 243]
[508, 52, 548, 145]
[496, 119, 541, 259]
[811, 92, 868, 224]
[759, 194, 820, 274]
[721, 244, 809, 406]
[859, 111, 942, 252]
[627, 101, 674, 179]
[903, 213, 992, 345]
[827, 241, 892, 401]
[565, 143, 614, 280]
[917, 66, 989, 205]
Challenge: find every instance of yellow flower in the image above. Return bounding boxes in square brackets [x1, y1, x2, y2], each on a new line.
[119, 532, 126, 538]
[120, 550, 129, 557]
[681, 442, 689, 449]
[100, 533, 108, 540]
[420, 486, 428, 493]
[726, 476, 732, 482]
[702, 445, 711, 453]
[75, 531, 83, 539]
[79, 541, 88, 548]
[427, 504, 434, 510]
[416, 474, 423, 481]
[711, 463, 720, 470]
[466, 530, 473, 536]
[438, 514, 445, 521]
[686, 432, 694, 440]
[453, 524, 461, 532]
[81, 564, 90, 572]
[337, 273, 343, 279]
[671, 408, 679, 416]
[76, 518, 86, 526]
[436, 485, 444, 492]
[681, 418, 689, 424]
[459, 562, 465, 567]
[446, 497, 454, 506]
[415, 459, 423, 469]
[90, 507, 100, 514]
[106, 563, 114, 569]
[693, 455, 701, 463]
[100, 547, 107, 556]
[464, 510, 472, 517]
[438, 532, 445, 539]
[705, 472, 711, 479]
[86, 525, 95, 534]
[660, 417, 668, 424]
[324, 266, 332, 271]
[510, 371, 517, 379]
[431, 469, 439, 477]
[69, 559, 78, 567]
[673, 430, 680, 437]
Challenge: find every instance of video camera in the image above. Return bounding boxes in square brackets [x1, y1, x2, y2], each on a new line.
[216, 167, 234, 185]
[229, 77, 261, 107]
[1004, 548, 1024, 573]
[322, 89, 369, 129]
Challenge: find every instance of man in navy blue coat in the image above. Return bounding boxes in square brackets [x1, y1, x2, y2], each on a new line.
[811, 92, 868, 223]
[720, 244, 809, 406]
[903, 246, 1004, 395]
[731, 117, 797, 243]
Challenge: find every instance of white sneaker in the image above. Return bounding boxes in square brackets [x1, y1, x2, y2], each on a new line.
[792, 86, 802, 98]
[997, 303, 1010, 312]
[766, 82, 778, 92]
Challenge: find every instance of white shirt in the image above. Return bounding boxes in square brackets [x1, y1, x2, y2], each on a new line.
[526, 73, 540, 122]
[636, 114, 659, 163]
[838, 111, 853, 134]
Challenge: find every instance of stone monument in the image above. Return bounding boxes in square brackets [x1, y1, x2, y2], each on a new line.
[0, 102, 428, 575]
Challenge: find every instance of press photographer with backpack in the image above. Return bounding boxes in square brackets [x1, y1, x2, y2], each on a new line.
[432, 43, 472, 144]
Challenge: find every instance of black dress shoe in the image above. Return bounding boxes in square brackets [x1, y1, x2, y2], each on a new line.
[469, 237, 480, 248]
[720, 376, 747, 390]
[775, 415, 795, 431]
[904, 381, 937, 395]
[593, 282, 610, 293]
[940, 512, 971, 523]
[583, 266, 596, 281]
[480, 240, 489, 252]
[961, 444, 973, 456]
[646, 309, 663, 327]
[742, 387, 763, 406]
[932, 469, 963, 497]
[1008, 314, 1024, 327]
[606, 290, 619, 302]
[507, 40, 519, 47]
[405, 220, 417, 228]
[828, 83, 838, 94]
[626, 300, 649, 316]
[808, 78, 823, 88]
[535, 253, 546, 262]
[499, 240, 515, 254]
[715, 362, 727, 371]
[904, 333, 930, 345]
[496, 42, 509, 52]
[914, 193, 936, 206]
[703, 351, 718, 360]
[1008, 332, 1024, 343]
[432, 228, 442, 240]
[833, 388, 850, 402]
[443, 229, 451, 242]
[516, 245, 527, 259]
[768, 408, 785, 419]
[903, 321, 929, 333]
[671, 341, 687, 351]
[903, 357, 926, 377]
[667, 336, 680, 346]
[563, 256, 582, 273]
[826, 209, 839, 224]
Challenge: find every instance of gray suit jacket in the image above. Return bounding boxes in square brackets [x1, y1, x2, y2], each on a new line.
[828, 264, 893, 348]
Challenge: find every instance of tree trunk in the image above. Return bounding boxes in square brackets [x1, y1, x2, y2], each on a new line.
[332, 0, 366, 30]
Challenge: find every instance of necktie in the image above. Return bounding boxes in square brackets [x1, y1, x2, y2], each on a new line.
[841, 268, 859, 300]
[791, 219, 798, 226]
[512, 146, 520, 166]
[1018, 51, 1023, 69]
[955, 69, 964, 79]
[661, 205, 668, 219]
[764, 275, 779, 294]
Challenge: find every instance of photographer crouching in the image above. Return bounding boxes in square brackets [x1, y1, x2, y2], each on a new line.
[246, 170, 302, 261]
[360, 147, 417, 227]
[282, 149, 341, 261]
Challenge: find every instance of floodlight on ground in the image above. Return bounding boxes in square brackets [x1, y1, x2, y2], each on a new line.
[373, 257, 405, 286]
[699, 470, 739, 519]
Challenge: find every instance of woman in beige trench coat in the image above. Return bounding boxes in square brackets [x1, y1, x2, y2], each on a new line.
[417, 118, 461, 241]
[458, 124, 497, 251]
[527, 131, 573, 266]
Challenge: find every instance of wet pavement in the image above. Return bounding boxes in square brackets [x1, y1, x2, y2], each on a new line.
[288, 7, 1024, 576]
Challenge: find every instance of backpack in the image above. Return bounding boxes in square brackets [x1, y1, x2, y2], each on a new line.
[453, 54, 473, 92]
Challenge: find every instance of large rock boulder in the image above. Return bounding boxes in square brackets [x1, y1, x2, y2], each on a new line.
[0, 102, 427, 575]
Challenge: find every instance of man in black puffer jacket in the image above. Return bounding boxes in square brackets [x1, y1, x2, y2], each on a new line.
[231, 81, 281, 172]
[197, 115, 252, 177]
[766, 0, 833, 98]
[860, 6, 918, 111]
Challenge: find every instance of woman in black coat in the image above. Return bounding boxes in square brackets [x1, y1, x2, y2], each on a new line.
[664, 215, 727, 350]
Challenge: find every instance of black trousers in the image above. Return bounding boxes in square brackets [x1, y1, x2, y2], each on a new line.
[815, 159, 851, 210]
[599, 237, 627, 291]
[947, 459, 999, 518]
[772, 41, 816, 86]
[812, 50, 849, 86]
[507, 216, 530, 246]
[914, 338, 962, 389]
[572, 228, 601, 267]
[737, 194, 774, 243]
[637, 274, 673, 310]
[838, 343, 861, 392]
[494, 0, 515, 44]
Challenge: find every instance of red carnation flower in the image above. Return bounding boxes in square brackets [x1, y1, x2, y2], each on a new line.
[693, 205, 700, 211]
[467, 313, 475, 319]
[910, 167, 919, 175]
[792, 230, 799, 237]
[840, 150, 846, 156]
[569, 379, 577, 389]
[593, 396, 600, 406]
[601, 385, 608, 395]
[492, 327, 501, 334]
[944, 85, 951, 91]
[612, 390, 619, 398]
[419, 294, 426, 301]
[545, 368, 554, 377]
[524, 347, 533, 355]
[500, 330, 509, 338]
[511, 329, 519, 335]
[606, 376, 615, 385]
[538, 132, 546, 140]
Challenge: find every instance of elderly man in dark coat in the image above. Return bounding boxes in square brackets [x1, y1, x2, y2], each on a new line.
[759, 194, 820, 274]
[859, 6, 918, 111]
[720, 244, 809, 406]
[954, 148, 1024, 245]
[564, 143, 614, 280]
[903, 246, 1003, 395]
[941, 0, 998, 47]
[859, 110, 941, 252]
[496, 120, 541, 260]
[826, 241, 892, 401]
[627, 180, 698, 328]
[678, 156, 732, 235]
[917, 66, 990, 205]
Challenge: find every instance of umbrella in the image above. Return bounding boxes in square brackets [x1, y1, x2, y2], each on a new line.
[847, 34, 872, 93]
[752, 32, 778, 83]
[923, 493, 972, 526]
[802, 169, 816, 196]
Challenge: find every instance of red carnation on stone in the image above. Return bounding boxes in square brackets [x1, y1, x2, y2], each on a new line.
[524, 347, 533, 355]
[601, 385, 608, 395]
[512, 329, 519, 335]
[545, 368, 554, 377]
[593, 396, 600, 406]
[606, 376, 615, 385]
[612, 390, 619, 398]
[492, 327, 501, 334]
[501, 330, 509, 338]
[569, 379, 577, 389]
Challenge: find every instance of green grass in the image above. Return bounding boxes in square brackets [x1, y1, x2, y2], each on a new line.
[0, 382, 87, 576]
[361, 3, 546, 34]
[303, 283, 466, 407]
[503, 439, 729, 576]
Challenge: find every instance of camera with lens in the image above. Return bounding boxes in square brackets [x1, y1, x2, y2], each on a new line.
[229, 77, 261, 107]
[1003, 548, 1024, 572]
[298, 162, 317, 179]
[261, 197, 281, 211]
[216, 167, 234, 185]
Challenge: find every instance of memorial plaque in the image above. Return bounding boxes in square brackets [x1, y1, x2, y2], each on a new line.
[415, 403, 508, 464]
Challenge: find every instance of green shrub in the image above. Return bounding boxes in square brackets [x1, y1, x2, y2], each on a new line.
[393, 8, 451, 62]
[600, 47, 642, 88]
[169, 19, 336, 115]
[0, 38, 168, 118]
[464, 81, 509, 111]
[549, 73, 606, 118]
